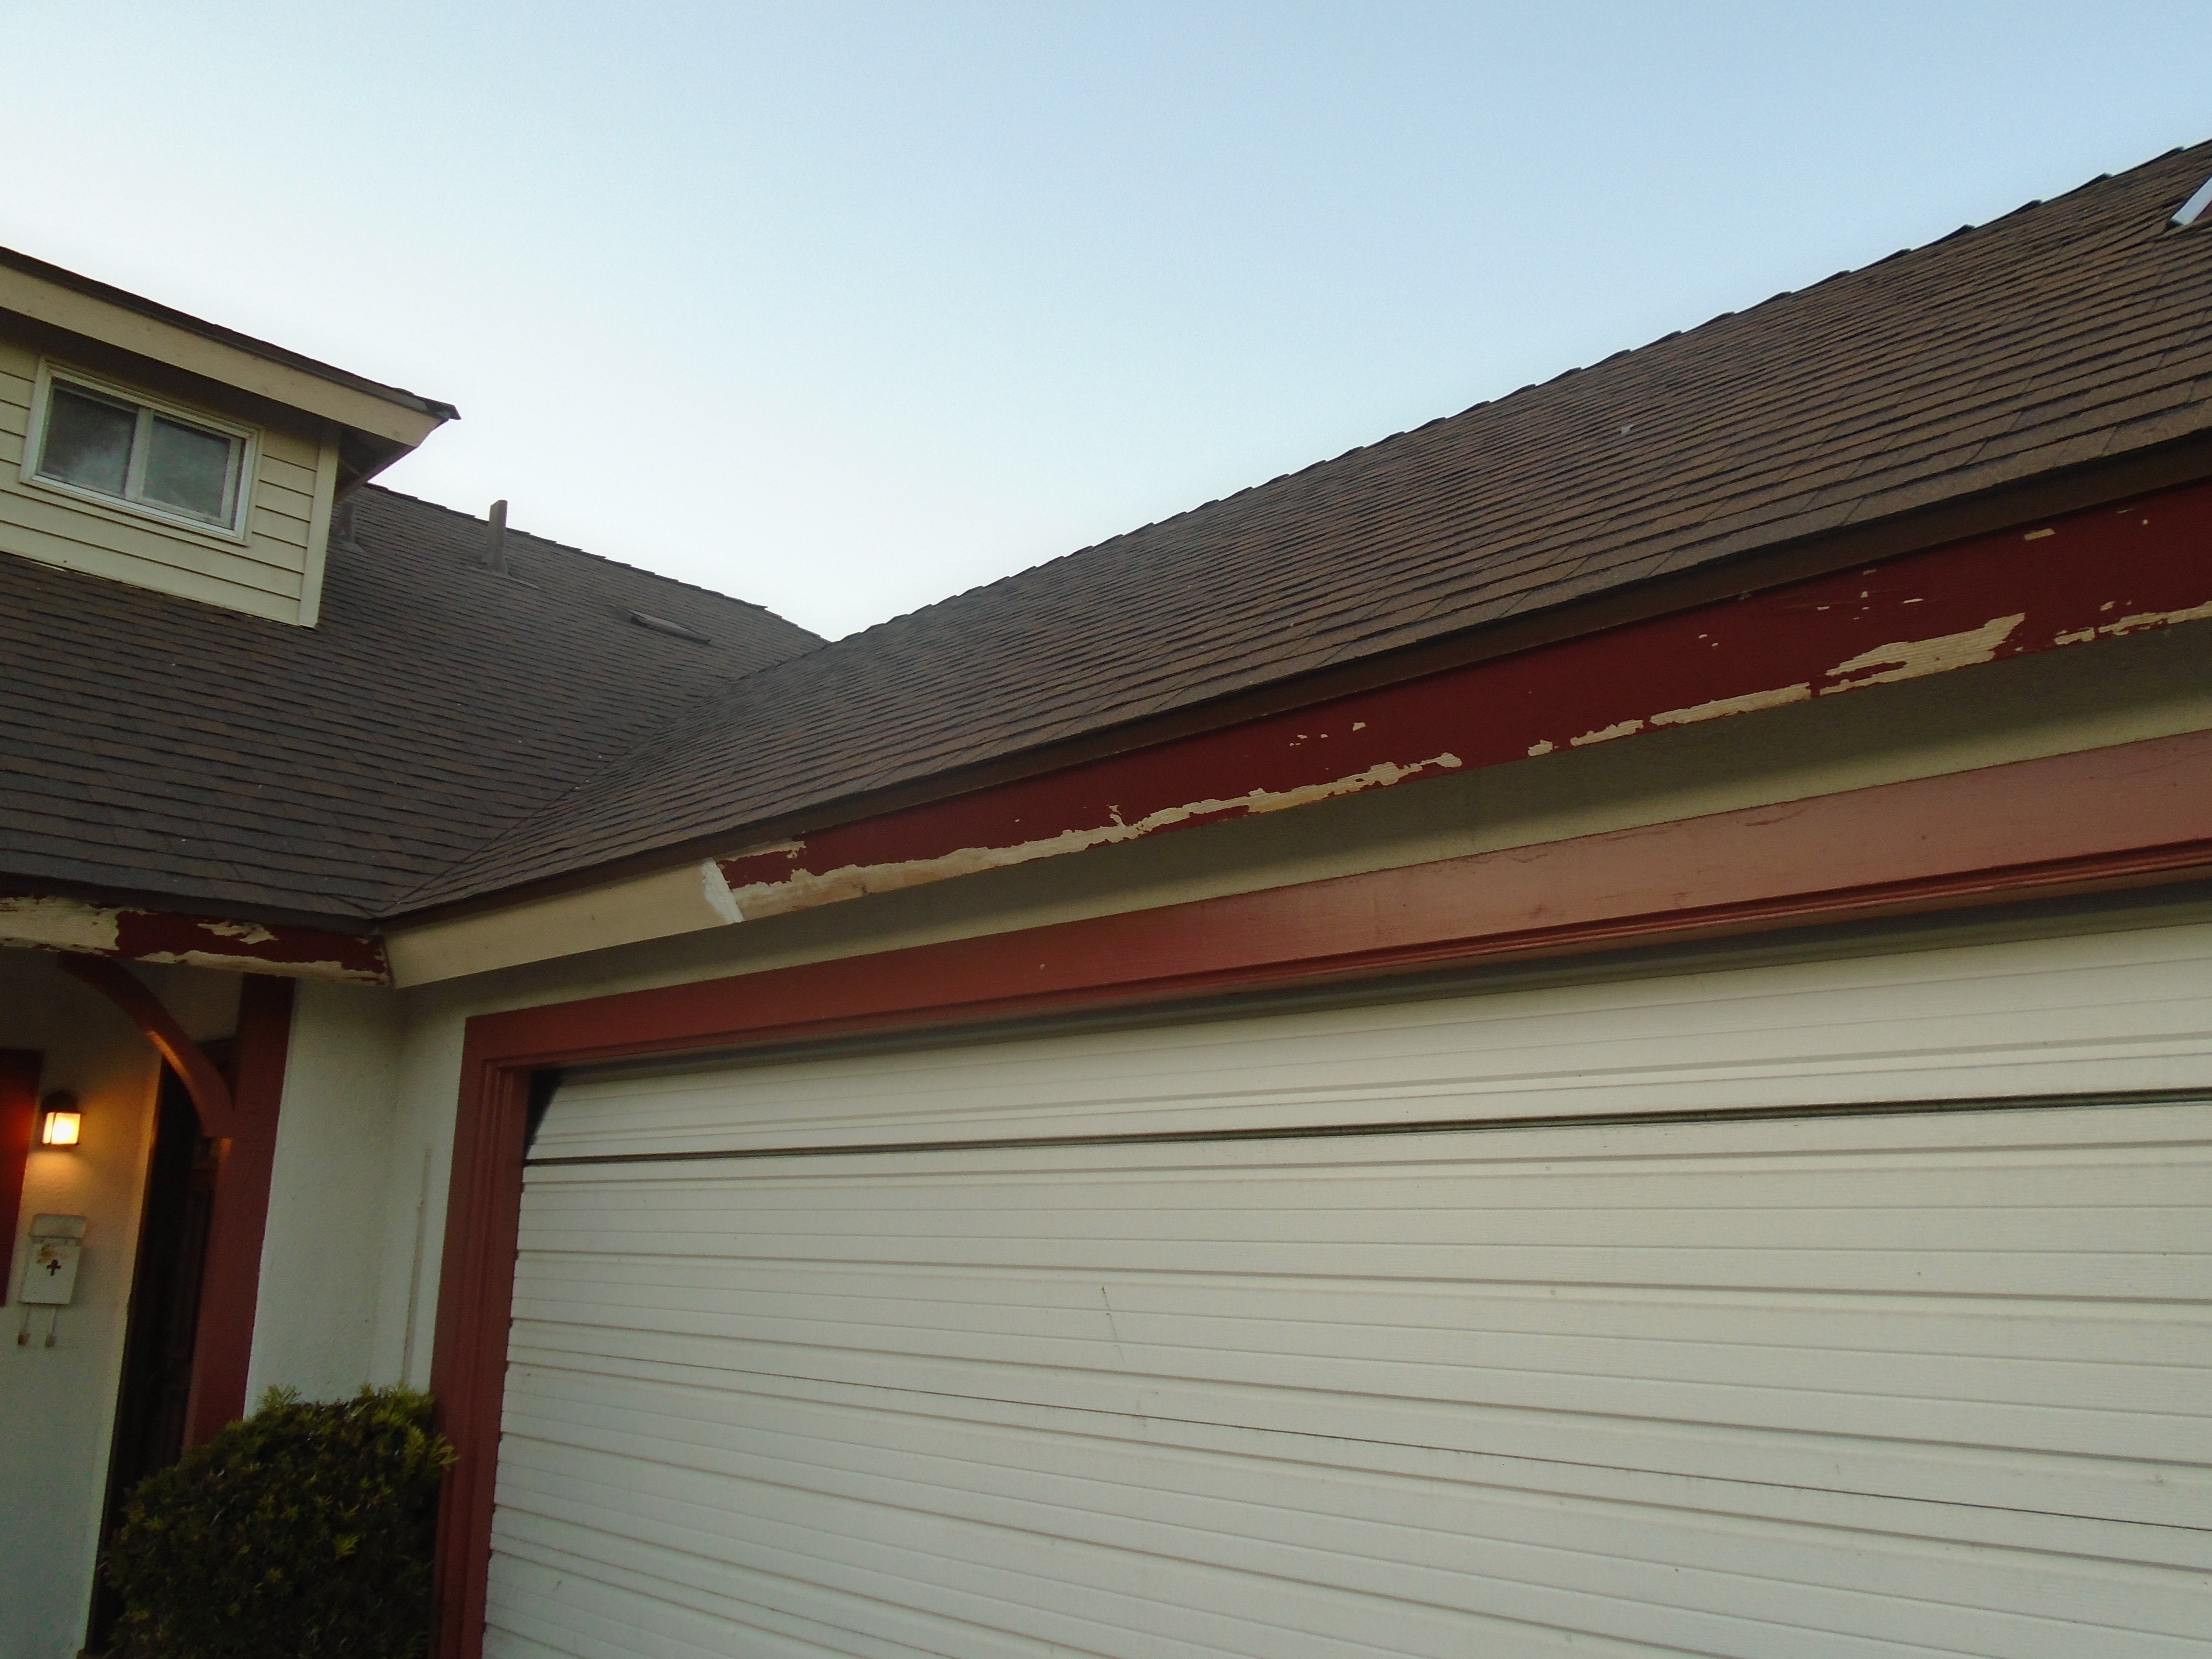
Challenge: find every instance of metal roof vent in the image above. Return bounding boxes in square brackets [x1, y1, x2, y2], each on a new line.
[2171, 173, 2212, 228]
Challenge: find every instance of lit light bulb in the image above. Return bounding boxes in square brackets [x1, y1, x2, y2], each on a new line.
[40, 1102, 81, 1147]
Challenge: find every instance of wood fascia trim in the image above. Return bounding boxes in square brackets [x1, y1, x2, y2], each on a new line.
[0, 888, 389, 984]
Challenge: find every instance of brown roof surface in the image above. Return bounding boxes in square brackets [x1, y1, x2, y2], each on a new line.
[0, 487, 821, 922]
[9, 143, 2212, 928]
[402, 141, 2212, 913]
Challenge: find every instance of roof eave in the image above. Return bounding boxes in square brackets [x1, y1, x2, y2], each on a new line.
[380, 426, 2212, 935]
[0, 245, 458, 448]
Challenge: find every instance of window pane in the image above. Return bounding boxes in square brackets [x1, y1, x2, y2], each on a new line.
[141, 416, 237, 523]
[39, 386, 134, 498]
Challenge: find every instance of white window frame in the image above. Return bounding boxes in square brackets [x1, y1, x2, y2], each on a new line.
[18, 360, 260, 542]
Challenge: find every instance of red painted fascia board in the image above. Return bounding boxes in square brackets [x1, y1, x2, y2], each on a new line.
[111, 910, 388, 981]
[0, 1049, 40, 1307]
[484, 727, 2212, 1071]
[0, 889, 389, 983]
[717, 481, 2212, 921]
[431, 726, 2212, 1657]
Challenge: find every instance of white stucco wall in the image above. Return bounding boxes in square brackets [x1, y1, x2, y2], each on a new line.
[245, 980, 406, 1404]
[0, 953, 162, 1659]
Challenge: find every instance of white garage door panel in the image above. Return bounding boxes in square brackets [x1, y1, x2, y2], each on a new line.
[534, 924, 2212, 1158]
[494, 1095, 2212, 1659]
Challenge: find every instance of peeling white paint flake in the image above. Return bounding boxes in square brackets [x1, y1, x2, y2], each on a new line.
[198, 918, 277, 945]
[726, 753, 1469, 920]
[2052, 598, 2212, 645]
[726, 836, 808, 864]
[1525, 739, 1557, 757]
[137, 949, 384, 982]
[1819, 612, 2026, 694]
[1568, 719, 1645, 747]
[2024, 528, 2056, 541]
[1647, 683, 1812, 728]
[0, 894, 121, 953]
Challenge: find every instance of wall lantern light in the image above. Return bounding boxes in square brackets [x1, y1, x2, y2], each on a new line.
[39, 1091, 81, 1148]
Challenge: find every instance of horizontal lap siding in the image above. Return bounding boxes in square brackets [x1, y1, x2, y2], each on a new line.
[499, 924, 2212, 1658]
[0, 336, 330, 622]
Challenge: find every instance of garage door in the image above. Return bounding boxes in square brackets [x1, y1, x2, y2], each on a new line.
[487, 925, 2212, 1657]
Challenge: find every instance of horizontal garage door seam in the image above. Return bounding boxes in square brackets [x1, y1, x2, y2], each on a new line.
[524, 1087, 2208, 1167]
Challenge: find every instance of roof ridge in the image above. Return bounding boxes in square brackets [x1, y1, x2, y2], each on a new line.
[360, 483, 824, 634]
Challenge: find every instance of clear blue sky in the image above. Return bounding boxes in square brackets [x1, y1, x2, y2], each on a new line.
[14, 3, 2211, 638]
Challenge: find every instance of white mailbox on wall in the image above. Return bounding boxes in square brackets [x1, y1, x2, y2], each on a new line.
[19, 1215, 85, 1306]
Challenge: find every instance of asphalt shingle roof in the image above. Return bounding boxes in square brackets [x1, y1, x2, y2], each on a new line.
[7, 141, 2212, 927]
[0, 488, 821, 921]
[404, 141, 2212, 912]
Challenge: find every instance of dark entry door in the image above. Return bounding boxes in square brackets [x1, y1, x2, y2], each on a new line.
[85, 1067, 217, 1652]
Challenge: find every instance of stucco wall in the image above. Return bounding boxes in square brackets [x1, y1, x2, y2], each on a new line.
[0, 952, 162, 1659]
[246, 980, 406, 1404]
[0, 954, 242, 1659]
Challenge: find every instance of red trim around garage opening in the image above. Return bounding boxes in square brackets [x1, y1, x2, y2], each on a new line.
[429, 724, 2212, 1657]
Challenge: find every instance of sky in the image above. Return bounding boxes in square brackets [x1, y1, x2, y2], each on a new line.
[12, 3, 2212, 640]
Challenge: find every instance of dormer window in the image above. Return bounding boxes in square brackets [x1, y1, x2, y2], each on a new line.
[25, 366, 253, 537]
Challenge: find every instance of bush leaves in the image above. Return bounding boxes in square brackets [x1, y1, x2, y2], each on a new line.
[102, 1385, 455, 1659]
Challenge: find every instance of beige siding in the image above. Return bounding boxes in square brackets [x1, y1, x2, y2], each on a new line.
[0, 335, 335, 625]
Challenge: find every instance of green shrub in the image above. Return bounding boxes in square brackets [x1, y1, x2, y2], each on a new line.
[102, 1384, 456, 1659]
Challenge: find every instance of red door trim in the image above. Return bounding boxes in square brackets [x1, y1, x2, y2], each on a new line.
[52, 959, 294, 1441]
[55, 957, 237, 1137]
[429, 726, 2212, 1656]
[185, 975, 295, 1444]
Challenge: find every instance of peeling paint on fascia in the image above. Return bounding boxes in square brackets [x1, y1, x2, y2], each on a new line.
[134, 948, 386, 982]
[698, 859, 743, 924]
[0, 894, 122, 952]
[1819, 613, 2026, 694]
[725, 753, 1467, 921]
[1526, 739, 1557, 757]
[1648, 683, 1814, 727]
[1, 894, 388, 981]
[2053, 597, 2212, 647]
[726, 836, 808, 864]
[1569, 719, 1644, 747]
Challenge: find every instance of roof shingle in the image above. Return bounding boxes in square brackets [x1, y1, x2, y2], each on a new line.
[404, 143, 2212, 912]
[9, 143, 2212, 927]
[0, 489, 822, 921]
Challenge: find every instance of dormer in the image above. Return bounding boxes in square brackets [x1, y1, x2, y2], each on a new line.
[0, 248, 456, 626]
